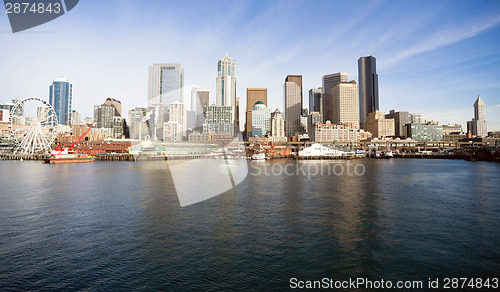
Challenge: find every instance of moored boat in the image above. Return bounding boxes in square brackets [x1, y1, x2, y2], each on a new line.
[42, 152, 95, 164]
[43, 123, 96, 164]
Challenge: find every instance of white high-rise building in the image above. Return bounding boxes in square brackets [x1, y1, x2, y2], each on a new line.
[191, 87, 210, 129]
[70, 110, 81, 125]
[128, 107, 148, 140]
[203, 104, 234, 136]
[148, 64, 184, 107]
[251, 101, 272, 138]
[467, 96, 487, 137]
[270, 109, 286, 139]
[164, 102, 187, 141]
[191, 86, 201, 112]
[216, 54, 236, 122]
[331, 81, 359, 128]
[163, 121, 184, 142]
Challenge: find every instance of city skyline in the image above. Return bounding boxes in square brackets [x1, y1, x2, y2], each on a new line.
[1, 1, 500, 131]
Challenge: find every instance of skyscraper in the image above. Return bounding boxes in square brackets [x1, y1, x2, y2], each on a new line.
[203, 104, 234, 136]
[164, 102, 187, 141]
[467, 96, 488, 137]
[49, 78, 72, 125]
[148, 64, 184, 107]
[358, 56, 379, 128]
[309, 87, 323, 115]
[331, 81, 359, 128]
[70, 110, 81, 125]
[216, 54, 236, 122]
[284, 75, 303, 137]
[235, 97, 240, 131]
[104, 97, 122, 117]
[251, 101, 272, 138]
[270, 109, 286, 141]
[323, 73, 348, 122]
[245, 88, 267, 136]
[93, 103, 115, 128]
[128, 107, 148, 140]
[192, 88, 210, 130]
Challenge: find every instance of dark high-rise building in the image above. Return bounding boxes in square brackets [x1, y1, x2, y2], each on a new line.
[284, 75, 303, 137]
[358, 56, 379, 128]
[308, 87, 323, 114]
[245, 88, 267, 135]
[235, 97, 240, 130]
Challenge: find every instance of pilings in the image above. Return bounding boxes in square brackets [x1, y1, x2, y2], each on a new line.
[0, 154, 50, 160]
[296, 155, 363, 160]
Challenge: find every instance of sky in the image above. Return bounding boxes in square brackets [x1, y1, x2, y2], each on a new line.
[1, 0, 500, 131]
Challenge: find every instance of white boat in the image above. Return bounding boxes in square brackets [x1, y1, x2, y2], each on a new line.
[251, 153, 266, 160]
[384, 150, 393, 158]
[298, 143, 344, 157]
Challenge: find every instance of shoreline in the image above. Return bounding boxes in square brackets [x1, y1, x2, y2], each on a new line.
[1, 152, 499, 162]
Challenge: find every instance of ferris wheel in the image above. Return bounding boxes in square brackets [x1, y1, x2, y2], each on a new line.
[8, 97, 58, 155]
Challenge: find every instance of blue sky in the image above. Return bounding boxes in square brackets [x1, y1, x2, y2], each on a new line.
[1, 0, 500, 131]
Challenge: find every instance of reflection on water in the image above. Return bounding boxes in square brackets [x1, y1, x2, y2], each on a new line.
[0, 159, 499, 290]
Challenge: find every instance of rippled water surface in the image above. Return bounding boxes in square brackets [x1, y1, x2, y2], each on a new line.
[0, 159, 499, 290]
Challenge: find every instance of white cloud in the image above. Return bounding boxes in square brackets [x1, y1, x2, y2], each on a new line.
[384, 16, 500, 67]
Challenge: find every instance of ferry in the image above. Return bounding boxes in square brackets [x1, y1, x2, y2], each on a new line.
[251, 152, 266, 160]
[298, 143, 344, 157]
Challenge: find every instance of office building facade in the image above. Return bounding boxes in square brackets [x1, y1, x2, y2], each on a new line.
[203, 104, 234, 136]
[191, 87, 210, 129]
[284, 75, 303, 137]
[167, 102, 187, 141]
[216, 54, 236, 123]
[147, 64, 184, 107]
[311, 121, 370, 143]
[270, 109, 286, 142]
[309, 87, 323, 116]
[104, 97, 122, 117]
[467, 96, 487, 137]
[331, 81, 359, 129]
[245, 88, 267, 136]
[251, 101, 272, 138]
[364, 111, 395, 138]
[70, 110, 81, 126]
[49, 78, 72, 125]
[323, 73, 348, 122]
[128, 107, 149, 140]
[406, 123, 443, 142]
[386, 110, 410, 138]
[358, 57, 379, 128]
